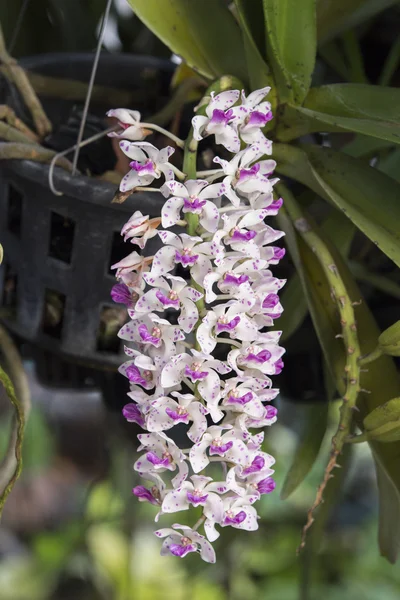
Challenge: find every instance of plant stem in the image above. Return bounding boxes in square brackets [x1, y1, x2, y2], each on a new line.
[141, 122, 185, 148]
[277, 183, 361, 552]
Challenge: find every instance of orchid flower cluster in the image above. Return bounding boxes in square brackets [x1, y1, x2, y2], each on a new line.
[110, 86, 285, 563]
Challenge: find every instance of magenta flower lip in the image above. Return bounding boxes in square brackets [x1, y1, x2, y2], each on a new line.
[238, 163, 260, 181]
[139, 324, 161, 346]
[184, 364, 208, 381]
[166, 407, 189, 423]
[224, 510, 246, 525]
[187, 491, 208, 506]
[242, 455, 265, 475]
[175, 250, 199, 266]
[230, 229, 256, 242]
[122, 403, 145, 427]
[133, 485, 159, 505]
[210, 108, 233, 125]
[146, 451, 171, 467]
[126, 364, 147, 386]
[243, 349, 271, 364]
[111, 282, 133, 306]
[223, 273, 249, 286]
[183, 197, 206, 212]
[257, 477, 276, 494]
[155, 290, 180, 308]
[215, 316, 241, 333]
[262, 293, 280, 309]
[209, 441, 233, 455]
[169, 543, 197, 558]
[129, 159, 155, 174]
[226, 391, 253, 405]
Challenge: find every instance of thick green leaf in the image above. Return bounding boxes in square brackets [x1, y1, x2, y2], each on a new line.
[378, 148, 400, 182]
[262, 0, 316, 104]
[317, 0, 400, 45]
[126, 0, 247, 81]
[363, 398, 400, 443]
[277, 84, 400, 145]
[379, 321, 400, 357]
[233, 0, 276, 110]
[375, 456, 400, 563]
[279, 274, 307, 342]
[281, 403, 329, 500]
[273, 143, 400, 269]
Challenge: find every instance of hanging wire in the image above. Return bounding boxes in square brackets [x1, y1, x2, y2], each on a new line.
[70, 0, 113, 176]
[48, 125, 117, 196]
[8, 0, 32, 54]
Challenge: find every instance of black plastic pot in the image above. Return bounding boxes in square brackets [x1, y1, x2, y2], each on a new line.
[0, 53, 174, 374]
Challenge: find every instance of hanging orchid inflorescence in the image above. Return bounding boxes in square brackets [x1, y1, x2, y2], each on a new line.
[110, 85, 285, 563]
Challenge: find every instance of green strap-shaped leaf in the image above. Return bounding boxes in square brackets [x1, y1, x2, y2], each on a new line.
[273, 143, 400, 269]
[277, 84, 400, 145]
[262, 0, 316, 104]
[126, 0, 248, 81]
[280, 403, 329, 500]
[317, 0, 400, 45]
[233, 0, 276, 112]
[279, 274, 307, 342]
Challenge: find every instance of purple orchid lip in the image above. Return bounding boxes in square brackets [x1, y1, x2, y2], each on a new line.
[215, 316, 241, 333]
[265, 406, 278, 419]
[175, 250, 199, 266]
[247, 110, 272, 127]
[209, 108, 233, 126]
[146, 451, 171, 467]
[111, 283, 133, 306]
[169, 543, 197, 558]
[187, 491, 209, 506]
[165, 407, 189, 423]
[223, 273, 249, 286]
[265, 198, 283, 213]
[129, 159, 155, 175]
[126, 364, 147, 386]
[226, 391, 253, 405]
[184, 365, 208, 381]
[238, 163, 260, 181]
[230, 229, 257, 242]
[155, 290, 180, 308]
[264, 310, 283, 320]
[242, 455, 265, 475]
[262, 293, 280, 309]
[224, 510, 246, 525]
[257, 477, 276, 494]
[138, 324, 161, 346]
[183, 197, 206, 212]
[272, 247, 286, 260]
[133, 485, 159, 505]
[274, 359, 284, 375]
[122, 403, 145, 427]
[243, 349, 272, 364]
[209, 441, 233, 455]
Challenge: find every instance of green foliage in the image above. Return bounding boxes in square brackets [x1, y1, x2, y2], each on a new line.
[263, 0, 317, 103]
[278, 85, 400, 144]
[363, 398, 400, 443]
[379, 321, 400, 357]
[126, 0, 248, 81]
[280, 402, 329, 499]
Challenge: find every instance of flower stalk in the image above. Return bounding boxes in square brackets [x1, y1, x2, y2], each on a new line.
[277, 183, 361, 552]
